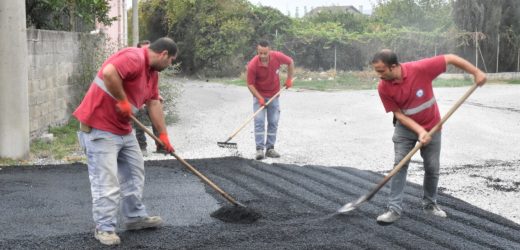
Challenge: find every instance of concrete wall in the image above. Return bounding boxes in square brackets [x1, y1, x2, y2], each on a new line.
[27, 29, 99, 138]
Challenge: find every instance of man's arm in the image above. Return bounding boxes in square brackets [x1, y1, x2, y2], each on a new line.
[103, 64, 127, 100]
[393, 110, 432, 145]
[444, 54, 487, 86]
[146, 99, 167, 134]
[287, 59, 294, 81]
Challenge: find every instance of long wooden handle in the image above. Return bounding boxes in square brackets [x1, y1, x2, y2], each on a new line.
[130, 115, 242, 207]
[364, 84, 480, 201]
[223, 87, 285, 143]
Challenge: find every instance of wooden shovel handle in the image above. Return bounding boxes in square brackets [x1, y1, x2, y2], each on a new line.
[130, 115, 242, 207]
[365, 84, 480, 202]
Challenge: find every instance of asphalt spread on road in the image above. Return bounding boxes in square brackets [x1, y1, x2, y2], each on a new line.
[1, 157, 519, 249]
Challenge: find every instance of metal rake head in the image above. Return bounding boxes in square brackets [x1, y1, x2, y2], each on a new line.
[217, 141, 237, 149]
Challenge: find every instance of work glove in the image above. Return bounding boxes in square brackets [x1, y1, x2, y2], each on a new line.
[158, 132, 175, 153]
[258, 97, 266, 107]
[116, 99, 132, 118]
[284, 78, 293, 89]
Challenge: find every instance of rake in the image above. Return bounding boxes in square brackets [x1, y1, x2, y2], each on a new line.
[217, 87, 285, 149]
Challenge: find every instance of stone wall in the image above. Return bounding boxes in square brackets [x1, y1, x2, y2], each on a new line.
[26, 29, 101, 138]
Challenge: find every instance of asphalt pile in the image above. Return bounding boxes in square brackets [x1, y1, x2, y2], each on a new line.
[1, 157, 519, 249]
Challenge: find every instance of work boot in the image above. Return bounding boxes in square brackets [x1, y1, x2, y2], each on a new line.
[255, 149, 264, 160]
[124, 216, 163, 230]
[265, 148, 281, 158]
[376, 209, 401, 224]
[94, 229, 120, 246]
[423, 203, 447, 218]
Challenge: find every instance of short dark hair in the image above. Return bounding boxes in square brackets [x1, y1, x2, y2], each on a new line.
[149, 37, 178, 57]
[137, 40, 150, 48]
[257, 40, 270, 47]
[372, 49, 399, 67]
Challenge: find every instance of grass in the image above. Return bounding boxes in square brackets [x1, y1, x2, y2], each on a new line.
[217, 70, 480, 91]
[0, 118, 84, 166]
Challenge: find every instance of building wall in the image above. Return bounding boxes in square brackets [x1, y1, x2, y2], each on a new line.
[96, 0, 127, 48]
[26, 29, 100, 138]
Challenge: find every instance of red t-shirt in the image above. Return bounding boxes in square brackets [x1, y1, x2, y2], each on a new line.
[377, 55, 446, 131]
[73, 47, 160, 135]
[247, 51, 293, 97]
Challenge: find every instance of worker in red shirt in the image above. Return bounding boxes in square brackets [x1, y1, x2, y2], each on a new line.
[73, 37, 177, 245]
[373, 49, 486, 224]
[247, 40, 294, 160]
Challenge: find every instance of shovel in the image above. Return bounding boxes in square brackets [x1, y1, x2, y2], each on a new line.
[130, 115, 261, 223]
[338, 83, 480, 213]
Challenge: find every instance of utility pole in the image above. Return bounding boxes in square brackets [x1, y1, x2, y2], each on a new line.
[132, 0, 139, 46]
[0, 1, 30, 159]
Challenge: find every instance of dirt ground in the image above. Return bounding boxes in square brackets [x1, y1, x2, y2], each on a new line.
[1, 80, 519, 248]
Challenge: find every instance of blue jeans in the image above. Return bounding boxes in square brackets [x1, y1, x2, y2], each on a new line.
[253, 96, 280, 150]
[388, 122, 442, 214]
[78, 128, 148, 232]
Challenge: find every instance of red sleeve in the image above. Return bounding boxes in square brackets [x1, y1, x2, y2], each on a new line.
[247, 61, 256, 86]
[415, 55, 446, 81]
[111, 50, 142, 80]
[377, 82, 399, 113]
[149, 73, 160, 100]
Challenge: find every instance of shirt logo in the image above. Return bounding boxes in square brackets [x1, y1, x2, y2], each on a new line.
[416, 89, 424, 98]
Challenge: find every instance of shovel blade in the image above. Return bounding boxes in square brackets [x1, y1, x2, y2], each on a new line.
[337, 194, 368, 214]
[338, 202, 357, 213]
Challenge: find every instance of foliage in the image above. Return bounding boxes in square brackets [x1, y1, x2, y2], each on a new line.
[26, 0, 116, 32]
[135, 0, 519, 75]
[30, 118, 83, 161]
[453, 0, 520, 72]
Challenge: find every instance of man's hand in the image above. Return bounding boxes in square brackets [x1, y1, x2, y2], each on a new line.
[158, 133, 174, 153]
[418, 131, 432, 145]
[284, 78, 293, 89]
[258, 96, 265, 106]
[474, 70, 487, 86]
[116, 99, 132, 117]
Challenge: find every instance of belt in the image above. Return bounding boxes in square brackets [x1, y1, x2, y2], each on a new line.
[79, 122, 92, 133]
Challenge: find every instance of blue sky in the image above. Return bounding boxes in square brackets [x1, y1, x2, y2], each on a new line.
[248, 0, 375, 16]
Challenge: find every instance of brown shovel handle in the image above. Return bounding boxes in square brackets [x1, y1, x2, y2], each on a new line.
[130, 115, 242, 207]
[223, 87, 285, 143]
[363, 83, 480, 202]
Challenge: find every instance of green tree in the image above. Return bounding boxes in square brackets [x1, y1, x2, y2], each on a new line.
[453, 0, 520, 72]
[26, 0, 116, 32]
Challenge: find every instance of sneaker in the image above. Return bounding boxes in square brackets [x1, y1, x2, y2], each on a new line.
[124, 216, 163, 230]
[141, 148, 148, 157]
[94, 229, 120, 246]
[376, 209, 401, 224]
[255, 149, 265, 160]
[423, 203, 447, 218]
[265, 148, 281, 158]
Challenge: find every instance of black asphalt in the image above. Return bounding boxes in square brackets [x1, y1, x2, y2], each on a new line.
[1, 157, 519, 249]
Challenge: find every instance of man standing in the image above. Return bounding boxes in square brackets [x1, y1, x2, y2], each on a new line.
[73, 37, 177, 245]
[372, 49, 486, 224]
[247, 40, 294, 160]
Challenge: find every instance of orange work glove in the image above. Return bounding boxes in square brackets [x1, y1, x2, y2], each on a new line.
[284, 78, 293, 89]
[116, 99, 132, 118]
[257, 97, 265, 107]
[158, 132, 174, 153]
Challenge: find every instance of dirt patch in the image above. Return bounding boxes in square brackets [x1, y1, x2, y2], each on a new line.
[1, 158, 520, 249]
